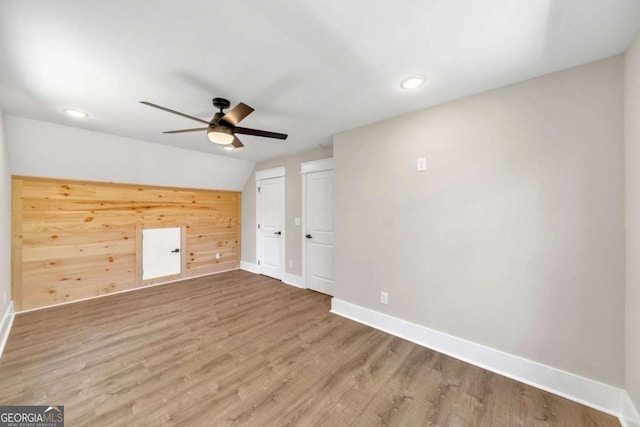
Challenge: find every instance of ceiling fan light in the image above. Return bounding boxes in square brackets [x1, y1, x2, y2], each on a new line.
[207, 126, 234, 145]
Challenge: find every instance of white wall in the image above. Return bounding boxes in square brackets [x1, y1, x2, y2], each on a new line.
[241, 146, 333, 277]
[625, 32, 640, 412]
[333, 56, 625, 387]
[0, 110, 11, 319]
[5, 115, 255, 191]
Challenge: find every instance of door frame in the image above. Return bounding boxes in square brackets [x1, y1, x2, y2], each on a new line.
[300, 158, 333, 289]
[255, 167, 286, 279]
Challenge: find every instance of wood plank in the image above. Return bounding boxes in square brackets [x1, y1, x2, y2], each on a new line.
[11, 178, 24, 310]
[22, 240, 134, 262]
[187, 260, 238, 274]
[134, 225, 142, 286]
[20, 279, 136, 310]
[22, 229, 134, 246]
[20, 181, 239, 204]
[21, 199, 240, 213]
[180, 225, 187, 280]
[16, 257, 132, 287]
[13, 175, 241, 310]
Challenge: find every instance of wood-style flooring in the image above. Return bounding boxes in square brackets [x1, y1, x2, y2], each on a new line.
[0, 270, 620, 426]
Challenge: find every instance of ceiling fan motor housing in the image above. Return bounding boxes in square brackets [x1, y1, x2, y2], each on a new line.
[211, 112, 228, 126]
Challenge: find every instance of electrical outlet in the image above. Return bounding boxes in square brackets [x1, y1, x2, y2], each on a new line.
[215, 253, 222, 259]
[288, 260, 293, 268]
[381, 291, 389, 305]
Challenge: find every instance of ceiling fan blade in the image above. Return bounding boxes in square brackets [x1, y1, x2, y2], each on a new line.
[231, 137, 244, 148]
[221, 102, 254, 126]
[234, 126, 288, 140]
[162, 128, 208, 134]
[140, 101, 210, 125]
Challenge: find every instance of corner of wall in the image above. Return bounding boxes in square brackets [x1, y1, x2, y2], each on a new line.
[0, 109, 14, 356]
[625, 29, 640, 418]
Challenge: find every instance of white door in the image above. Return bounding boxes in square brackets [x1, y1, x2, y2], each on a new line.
[257, 177, 284, 279]
[305, 169, 334, 295]
[142, 227, 181, 280]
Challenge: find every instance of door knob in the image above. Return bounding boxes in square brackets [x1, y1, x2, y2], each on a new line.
[171, 248, 180, 253]
[306, 234, 312, 239]
[274, 231, 282, 235]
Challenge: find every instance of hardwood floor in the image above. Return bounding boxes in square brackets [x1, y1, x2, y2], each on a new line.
[0, 270, 620, 426]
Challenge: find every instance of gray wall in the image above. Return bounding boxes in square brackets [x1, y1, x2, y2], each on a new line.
[333, 57, 625, 386]
[625, 32, 640, 410]
[242, 146, 333, 277]
[0, 110, 10, 316]
[5, 115, 255, 191]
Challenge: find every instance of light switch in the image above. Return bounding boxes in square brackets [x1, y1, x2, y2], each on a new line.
[417, 157, 427, 171]
[294, 217, 301, 226]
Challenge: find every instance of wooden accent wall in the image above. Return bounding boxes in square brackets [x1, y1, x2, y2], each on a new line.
[12, 176, 241, 311]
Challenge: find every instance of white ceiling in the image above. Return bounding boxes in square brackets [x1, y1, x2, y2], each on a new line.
[1, 0, 639, 162]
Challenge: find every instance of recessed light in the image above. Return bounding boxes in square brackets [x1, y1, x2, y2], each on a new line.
[400, 76, 424, 90]
[222, 145, 235, 151]
[63, 109, 88, 118]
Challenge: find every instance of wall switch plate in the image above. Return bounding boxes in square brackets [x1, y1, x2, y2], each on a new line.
[294, 217, 301, 226]
[288, 260, 293, 268]
[215, 252, 221, 259]
[381, 291, 389, 305]
[417, 157, 427, 171]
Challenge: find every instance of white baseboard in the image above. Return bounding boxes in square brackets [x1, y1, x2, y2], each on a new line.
[240, 261, 259, 274]
[0, 301, 15, 358]
[240, 261, 305, 289]
[331, 298, 637, 425]
[282, 273, 304, 288]
[622, 392, 640, 427]
[241, 263, 304, 289]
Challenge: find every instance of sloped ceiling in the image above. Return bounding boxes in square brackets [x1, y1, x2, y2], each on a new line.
[0, 0, 639, 162]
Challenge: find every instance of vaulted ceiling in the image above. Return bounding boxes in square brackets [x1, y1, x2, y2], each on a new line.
[1, 0, 639, 162]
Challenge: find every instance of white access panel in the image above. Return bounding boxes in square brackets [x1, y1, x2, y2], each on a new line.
[142, 227, 182, 280]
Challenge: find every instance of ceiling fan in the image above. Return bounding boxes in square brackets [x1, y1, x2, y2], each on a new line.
[140, 97, 287, 149]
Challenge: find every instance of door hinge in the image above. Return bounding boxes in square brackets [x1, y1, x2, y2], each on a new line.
[258, 260, 261, 265]
[258, 187, 261, 193]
